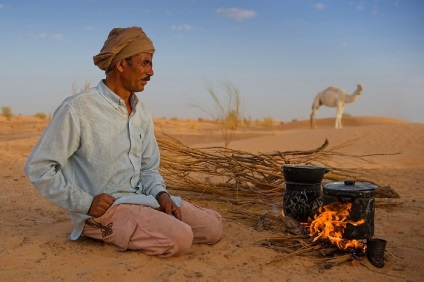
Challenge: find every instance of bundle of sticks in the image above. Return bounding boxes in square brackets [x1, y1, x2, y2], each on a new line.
[157, 134, 391, 204]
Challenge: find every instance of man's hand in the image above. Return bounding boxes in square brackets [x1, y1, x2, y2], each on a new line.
[88, 193, 116, 218]
[157, 193, 182, 221]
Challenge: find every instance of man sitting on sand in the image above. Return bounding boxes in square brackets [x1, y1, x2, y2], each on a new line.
[24, 26, 222, 257]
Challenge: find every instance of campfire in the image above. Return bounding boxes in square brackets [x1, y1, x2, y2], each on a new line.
[303, 202, 366, 252]
[256, 202, 368, 267]
[253, 189, 372, 266]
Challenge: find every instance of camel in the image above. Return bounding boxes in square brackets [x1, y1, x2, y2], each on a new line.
[310, 84, 364, 129]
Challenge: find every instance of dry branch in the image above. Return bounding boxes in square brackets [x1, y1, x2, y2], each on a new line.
[266, 245, 322, 264]
[157, 133, 398, 205]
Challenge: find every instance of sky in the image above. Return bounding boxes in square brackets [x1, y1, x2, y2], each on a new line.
[1, 0, 423, 123]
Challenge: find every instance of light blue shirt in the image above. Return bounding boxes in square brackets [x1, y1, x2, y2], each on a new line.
[24, 80, 181, 240]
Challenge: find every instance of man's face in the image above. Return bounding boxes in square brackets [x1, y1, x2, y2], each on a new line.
[122, 52, 154, 93]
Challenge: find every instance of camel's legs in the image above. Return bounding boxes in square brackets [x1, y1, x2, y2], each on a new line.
[310, 110, 317, 129]
[335, 104, 345, 129]
[310, 97, 320, 129]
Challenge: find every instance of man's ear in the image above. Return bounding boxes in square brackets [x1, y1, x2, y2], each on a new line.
[115, 59, 126, 72]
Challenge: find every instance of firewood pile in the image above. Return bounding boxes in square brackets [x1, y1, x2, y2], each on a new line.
[157, 133, 398, 205]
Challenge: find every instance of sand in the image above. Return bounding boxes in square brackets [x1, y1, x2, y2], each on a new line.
[0, 115, 423, 281]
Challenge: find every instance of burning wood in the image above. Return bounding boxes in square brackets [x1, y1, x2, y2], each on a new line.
[304, 202, 366, 252]
[263, 203, 367, 267]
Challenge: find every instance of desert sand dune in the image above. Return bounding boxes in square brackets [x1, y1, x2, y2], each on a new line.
[0, 116, 423, 281]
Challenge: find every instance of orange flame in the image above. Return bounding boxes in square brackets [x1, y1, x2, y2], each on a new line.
[305, 202, 365, 250]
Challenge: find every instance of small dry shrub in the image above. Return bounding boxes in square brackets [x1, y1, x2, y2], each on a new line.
[243, 117, 252, 127]
[262, 116, 274, 127]
[1, 106, 12, 120]
[34, 112, 47, 119]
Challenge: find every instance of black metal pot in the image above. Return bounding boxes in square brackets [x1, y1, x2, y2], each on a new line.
[282, 164, 329, 184]
[322, 180, 378, 239]
[283, 182, 322, 222]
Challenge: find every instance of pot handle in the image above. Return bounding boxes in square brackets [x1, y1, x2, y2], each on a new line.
[336, 192, 356, 203]
[324, 168, 330, 174]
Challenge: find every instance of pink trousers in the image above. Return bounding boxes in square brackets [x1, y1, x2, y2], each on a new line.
[82, 200, 222, 257]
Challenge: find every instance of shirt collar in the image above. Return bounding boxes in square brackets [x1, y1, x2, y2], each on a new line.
[96, 80, 139, 110]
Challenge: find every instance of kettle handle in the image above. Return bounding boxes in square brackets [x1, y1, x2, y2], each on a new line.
[336, 192, 356, 203]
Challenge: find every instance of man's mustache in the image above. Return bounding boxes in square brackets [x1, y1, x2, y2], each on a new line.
[145, 76, 151, 81]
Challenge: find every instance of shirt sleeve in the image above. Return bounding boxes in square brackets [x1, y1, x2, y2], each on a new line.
[137, 118, 167, 198]
[24, 102, 93, 214]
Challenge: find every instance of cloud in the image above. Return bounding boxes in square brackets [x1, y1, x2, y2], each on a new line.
[28, 32, 64, 41]
[340, 41, 348, 48]
[29, 32, 48, 40]
[171, 24, 193, 31]
[371, 8, 379, 16]
[356, 3, 365, 11]
[349, 0, 383, 15]
[216, 8, 256, 21]
[312, 3, 326, 10]
[0, 4, 5, 9]
[52, 33, 64, 40]
[85, 25, 94, 31]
